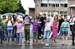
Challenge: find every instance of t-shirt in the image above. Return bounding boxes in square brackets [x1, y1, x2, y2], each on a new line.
[69, 17, 75, 25]
[44, 22, 51, 31]
[2, 19, 7, 28]
[16, 22, 24, 33]
[61, 22, 69, 31]
[7, 20, 13, 30]
[32, 21, 39, 33]
[7, 20, 12, 26]
[50, 16, 54, 26]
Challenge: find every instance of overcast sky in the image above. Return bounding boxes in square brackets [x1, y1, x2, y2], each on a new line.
[21, 0, 35, 14]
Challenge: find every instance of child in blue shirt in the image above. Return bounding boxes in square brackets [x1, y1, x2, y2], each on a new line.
[61, 18, 69, 45]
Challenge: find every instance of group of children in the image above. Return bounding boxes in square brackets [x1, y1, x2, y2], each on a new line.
[32, 15, 70, 46]
[0, 16, 24, 45]
[0, 15, 75, 46]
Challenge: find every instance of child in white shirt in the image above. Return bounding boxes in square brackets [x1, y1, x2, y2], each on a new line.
[44, 18, 51, 46]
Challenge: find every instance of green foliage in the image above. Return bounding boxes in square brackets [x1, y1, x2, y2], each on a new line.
[0, 0, 19, 14]
[15, 2, 26, 14]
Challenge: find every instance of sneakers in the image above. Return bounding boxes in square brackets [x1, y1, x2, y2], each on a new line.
[27, 41, 30, 43]
[45, 43, 49, 46]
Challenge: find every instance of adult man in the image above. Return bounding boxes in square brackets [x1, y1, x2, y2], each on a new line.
[69, 15, 75, 45]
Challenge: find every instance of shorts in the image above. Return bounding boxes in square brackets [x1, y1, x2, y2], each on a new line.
[61, 31, 68, 36]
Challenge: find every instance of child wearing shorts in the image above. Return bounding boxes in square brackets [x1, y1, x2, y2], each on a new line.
[61, 18, 69, 45]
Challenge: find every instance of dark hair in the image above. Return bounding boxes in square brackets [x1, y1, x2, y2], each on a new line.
[19, 21, 22, 23]
[25, 15, 28, 17]
[3, 15, 6, 19]
[3, 15, 6, 17]
[43, 14, 46, 16]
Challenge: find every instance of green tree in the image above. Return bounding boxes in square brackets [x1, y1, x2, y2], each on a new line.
[15, 0, 26, 14]
[0, 0, 19, 14]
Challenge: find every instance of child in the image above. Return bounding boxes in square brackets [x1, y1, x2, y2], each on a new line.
[44, 18, 51, 46]
[7, 16, 13, 43]
[32, 18, 40, 45]
[61, 18, 69, 45]
[15, 19, 24, 45]
[52, 15, 59, 43]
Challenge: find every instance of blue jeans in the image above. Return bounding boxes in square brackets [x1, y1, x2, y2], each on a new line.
[44, 31, 50, 44]
[16, 33, 22, 44]
[7, 30, 13, 42]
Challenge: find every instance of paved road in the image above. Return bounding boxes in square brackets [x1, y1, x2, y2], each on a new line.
[0, 27, 73, 49]
[0, 39, 75, 49]
[0, 43, 75, 49]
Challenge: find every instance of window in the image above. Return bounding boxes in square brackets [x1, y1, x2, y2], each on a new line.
[64, 12, 67, 15]
[49, 4, 56, 7]
[56, 4, 59, 7]
[60, 4, 67, 7]
[60, 11, 67, 15]
[49, 4, 59, 7]
[64, 4, 67, 7]
[53, 11, 59, 15]
[41, 0, 48, 3]
[60, 11, 64, 15]
[41, 3, 47, 7]
[52, 4, 56, 7]
[48, 0, 68, 4]
[60, 4, 64, 7]
[60, 0, 68, 2]
[49, 0, 60, 3]
[49, 4, 52, 7]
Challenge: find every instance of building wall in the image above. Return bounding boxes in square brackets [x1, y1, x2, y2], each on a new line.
[34, 0, 75, 16]
[35, 0, 68, 16]
[68, 0, 75, 15]
[68, 0, 75, 5]
[35, 0, 41, 17]
[29, 8, 35, 17]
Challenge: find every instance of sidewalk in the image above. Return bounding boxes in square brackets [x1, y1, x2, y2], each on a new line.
[0, 38, 74, 49]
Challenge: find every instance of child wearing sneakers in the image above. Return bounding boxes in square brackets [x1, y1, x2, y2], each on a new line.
[44, 18, 51, 46]
[61, 17, 69, 45]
